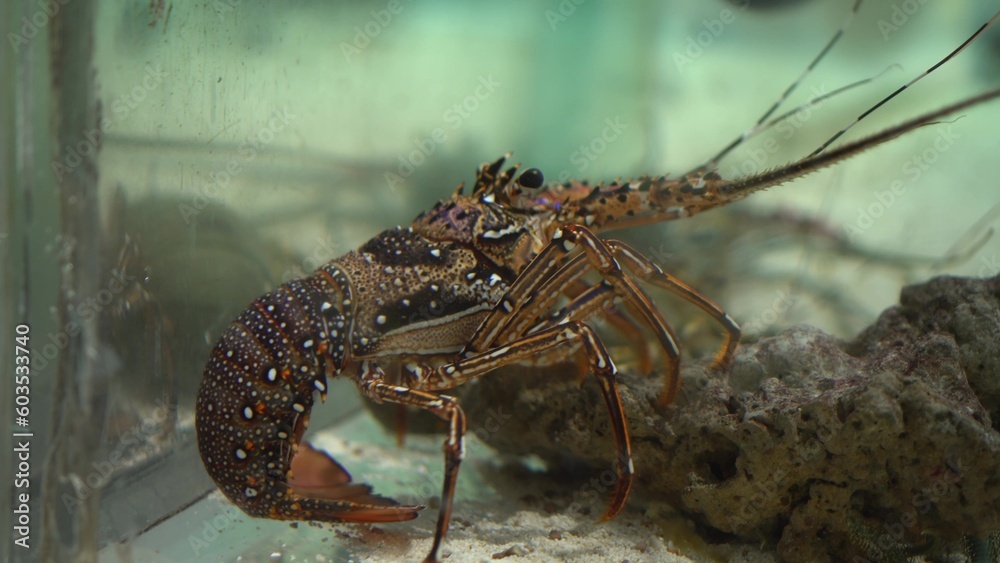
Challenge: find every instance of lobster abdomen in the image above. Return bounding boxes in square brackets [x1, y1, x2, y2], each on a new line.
[195, 265, 353, 516]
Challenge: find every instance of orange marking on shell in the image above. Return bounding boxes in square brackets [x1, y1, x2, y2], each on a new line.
[280, 368, 292, 381]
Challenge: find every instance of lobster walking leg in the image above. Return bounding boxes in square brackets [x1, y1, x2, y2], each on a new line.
[528, 266, 681, 384]
[413, 321, 633, 520]
[467, 224, 707, 404]
[356, 361, 467, 563]
[514, 234, 739, 381]
[563, 279, 653, 374]
[604, 240, 741, 369]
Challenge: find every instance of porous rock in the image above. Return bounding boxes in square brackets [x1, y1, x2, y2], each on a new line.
[459, 275, 1000, 561]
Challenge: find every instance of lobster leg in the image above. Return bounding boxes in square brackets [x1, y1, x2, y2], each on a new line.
[467, 224, 697, 404]
[604, 240, 741, 369]
[463, 225, 590, 350]
[526, 263, 681, 388]
[509, 234, 739, 376]
[564, 279, 653, 375]
[412, 319, 633, 522]
[356, 361, 467, 563]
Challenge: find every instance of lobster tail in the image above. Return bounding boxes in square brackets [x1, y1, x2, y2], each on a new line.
[195, 274, 338, 512]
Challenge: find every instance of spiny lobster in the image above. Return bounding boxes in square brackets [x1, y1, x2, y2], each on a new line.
[196, 6, 1000, 561]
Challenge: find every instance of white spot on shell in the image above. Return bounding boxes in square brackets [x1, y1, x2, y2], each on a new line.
[376, 315, 386, 325]
[243, 407, 253, 420]
[236, 448, 247, 460]
[482, 224, 519, 239]
[430, 249, 441, 257]
[293, 403, 305, 413]
[267, 368, 277, 382]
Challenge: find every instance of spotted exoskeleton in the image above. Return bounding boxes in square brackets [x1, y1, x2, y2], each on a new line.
[196, 5, 1000, 561]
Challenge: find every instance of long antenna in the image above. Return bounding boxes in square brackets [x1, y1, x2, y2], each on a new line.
[702, 0, 865, 169]
[811, 9, 1000, 157]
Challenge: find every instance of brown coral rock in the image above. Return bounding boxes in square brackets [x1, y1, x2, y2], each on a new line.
[460, 275, 1000, 561]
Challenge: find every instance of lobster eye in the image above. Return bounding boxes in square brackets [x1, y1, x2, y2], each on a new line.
[516, 168, 544, 190]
